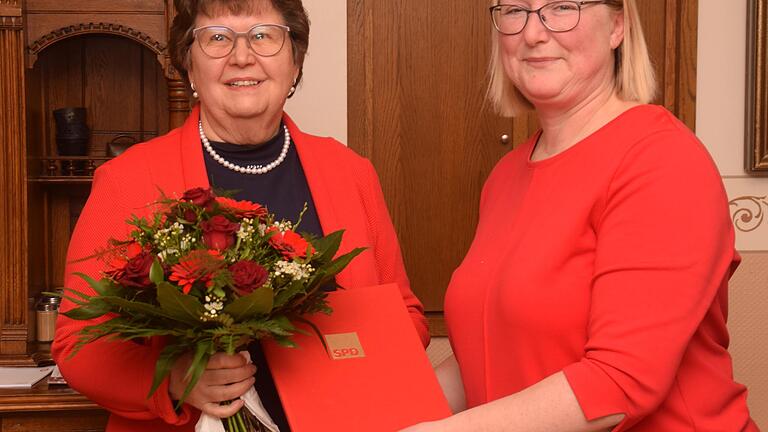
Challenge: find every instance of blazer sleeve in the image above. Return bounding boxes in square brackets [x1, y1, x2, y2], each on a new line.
[561, 129, 738, 430]
[51, 163, 193, 425]
[360, 159, 430, 346]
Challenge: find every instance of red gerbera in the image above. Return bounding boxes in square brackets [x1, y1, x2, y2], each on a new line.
[169, 250, 225, 294]
[216, 197, 268, 220]
[267, 227, 315, 259]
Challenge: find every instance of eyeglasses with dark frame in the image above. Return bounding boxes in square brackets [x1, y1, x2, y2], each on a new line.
[489, 1, 609, 36]
[192, 23, 291, 58]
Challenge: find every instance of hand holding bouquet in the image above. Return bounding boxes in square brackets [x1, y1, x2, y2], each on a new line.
[58, 187, 364, 431]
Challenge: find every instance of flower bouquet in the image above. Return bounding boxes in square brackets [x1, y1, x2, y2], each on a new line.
[57, 187, 364, 432]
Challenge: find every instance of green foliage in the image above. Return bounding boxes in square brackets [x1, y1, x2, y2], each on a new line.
[157, 282, 205, 326]
[222, 286, 274, 321]
[149, 259, 165, 285]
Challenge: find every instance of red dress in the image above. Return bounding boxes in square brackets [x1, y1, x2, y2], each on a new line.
[445, 105, 757, 431]
[52, 106, 428, 431]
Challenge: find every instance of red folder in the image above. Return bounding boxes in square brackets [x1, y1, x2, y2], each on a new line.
[263, 283, 451, 431]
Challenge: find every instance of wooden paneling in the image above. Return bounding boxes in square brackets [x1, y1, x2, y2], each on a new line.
[0, 1, 30, 358]
[26, 0, 164, 13]
[348, 1, 699, 329]
[349, 1, 529, 314]
[636, 0, 698, 129]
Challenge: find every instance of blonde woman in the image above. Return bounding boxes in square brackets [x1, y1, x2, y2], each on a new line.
[403, 1, 757, 431]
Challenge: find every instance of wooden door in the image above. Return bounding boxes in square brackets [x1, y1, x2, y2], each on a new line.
[348, 0, 698, 334]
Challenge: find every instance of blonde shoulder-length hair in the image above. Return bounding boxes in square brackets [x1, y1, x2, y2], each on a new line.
[487, 0, 657, 117]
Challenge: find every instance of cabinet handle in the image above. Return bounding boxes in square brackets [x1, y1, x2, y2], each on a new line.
[500, 134, 510, 145]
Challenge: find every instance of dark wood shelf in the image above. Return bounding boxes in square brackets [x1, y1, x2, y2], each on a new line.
[29, 156, 111, 181]
[28, 177, 96, 184]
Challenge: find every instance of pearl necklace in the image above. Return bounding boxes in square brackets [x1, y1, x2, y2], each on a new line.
[199, 120, 291, 175]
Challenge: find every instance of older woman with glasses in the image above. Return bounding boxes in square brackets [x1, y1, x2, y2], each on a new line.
[403, 1, 757, 431]
[52, 0, 428, 431]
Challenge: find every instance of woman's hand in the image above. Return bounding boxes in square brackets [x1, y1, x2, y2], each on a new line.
[168, 351, 257, 417]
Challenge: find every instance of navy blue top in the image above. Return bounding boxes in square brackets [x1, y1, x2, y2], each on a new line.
[203, 122, 323, 431]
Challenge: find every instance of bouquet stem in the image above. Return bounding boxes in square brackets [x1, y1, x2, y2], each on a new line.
[225, 406, 271, 432]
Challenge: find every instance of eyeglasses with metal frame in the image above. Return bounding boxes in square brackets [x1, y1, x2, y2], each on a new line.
[489, 1, 609, 36]
[192, 23, 291, 58]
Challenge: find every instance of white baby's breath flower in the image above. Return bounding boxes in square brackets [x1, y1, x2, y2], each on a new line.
[274, 260, 314, 281]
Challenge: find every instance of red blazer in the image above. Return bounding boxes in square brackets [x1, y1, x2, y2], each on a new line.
[52, 106, 428, 431]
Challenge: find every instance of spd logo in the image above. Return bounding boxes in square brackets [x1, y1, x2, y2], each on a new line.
[324, 332, 366, 360]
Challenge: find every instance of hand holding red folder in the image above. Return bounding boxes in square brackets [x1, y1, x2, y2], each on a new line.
[264, 283, 451, 431]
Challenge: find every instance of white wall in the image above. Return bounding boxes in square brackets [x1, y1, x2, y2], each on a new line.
[697, 1, 768, 251]
[283, 0, 347, 144]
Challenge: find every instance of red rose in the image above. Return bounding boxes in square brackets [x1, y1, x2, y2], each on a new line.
[201, 215, 240, 250]
[267, 227, 315, 259]
[182, 187, 214, 208]
[116, 251, 155, 288]
[228, 260, 268, 296]
[182, 208, 198, 223]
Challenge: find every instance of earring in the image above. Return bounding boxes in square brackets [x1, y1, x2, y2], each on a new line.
[287, 85, 296, 98]
[191, 82, 198, 99]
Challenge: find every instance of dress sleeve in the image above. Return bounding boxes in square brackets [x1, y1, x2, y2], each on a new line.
[51, 163, 192, 425]
[360, 159, 430, 347]
[561, 129, 738, 430]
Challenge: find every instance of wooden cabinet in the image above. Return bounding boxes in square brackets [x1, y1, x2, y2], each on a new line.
[0, 0, 188, 365]
[348, 0, 699, 334]
[0, 0, 189, 428]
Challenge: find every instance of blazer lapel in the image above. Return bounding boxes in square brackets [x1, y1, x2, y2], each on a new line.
[285, 114, 369, 288]
[180, 104, 212, 191]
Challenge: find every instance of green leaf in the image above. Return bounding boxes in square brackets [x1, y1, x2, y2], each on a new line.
[294, 316, 328, 352]
[74, 272, 114, 296]
[148, 344, 186, 399]
[149, 259, 165, 285]
[179, 341, 212, 404]
[323, 247, 366, 277]
[157, 282, 204, 326]
[99, 296, 176, 320]
[310, 230, 345, 263]
[61, 302, 112, 320]
[272, 336, 297, 348]
[273, 280, 307, 307]
[222, 286, 274, 321]
[47, 288, 91, 302]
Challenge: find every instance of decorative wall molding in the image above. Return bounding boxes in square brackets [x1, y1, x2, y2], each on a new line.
[745, 0, 768, 174]
[27, 22, 165, 66]
[730, 195, 768, 232]
[0, 1, 22, 29]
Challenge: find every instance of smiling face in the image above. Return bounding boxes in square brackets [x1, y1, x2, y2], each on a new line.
[187, 3, 299, 125]
[498, 1, 625, 111]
